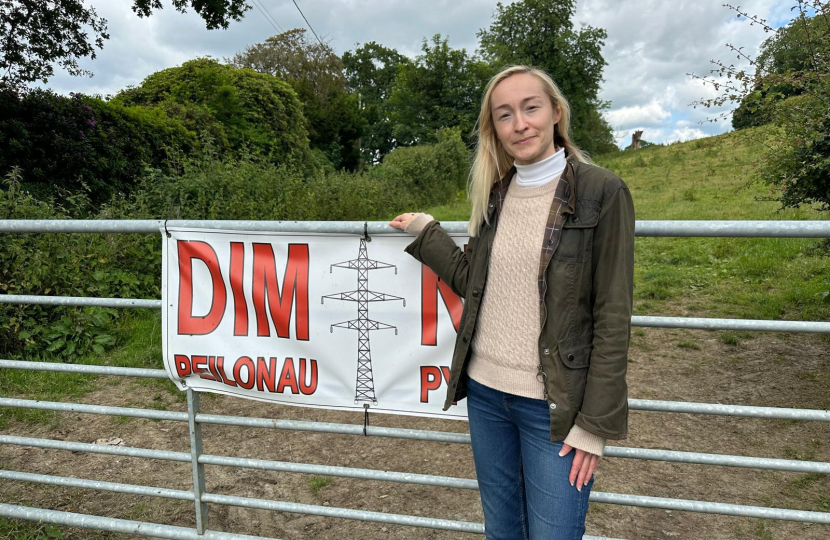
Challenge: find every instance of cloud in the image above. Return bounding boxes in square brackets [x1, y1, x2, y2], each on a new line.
[666, 126, 708, 143]
[604, 100, 671, 128]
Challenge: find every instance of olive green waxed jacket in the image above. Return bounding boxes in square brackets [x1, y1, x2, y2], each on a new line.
[403, 155, 635, 441]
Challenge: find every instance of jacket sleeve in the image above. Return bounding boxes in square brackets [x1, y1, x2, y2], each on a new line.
[575, 180, 635, 439]
[403, 220, 472, 299]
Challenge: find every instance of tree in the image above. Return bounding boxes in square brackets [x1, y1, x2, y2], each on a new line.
[0, 0, 249, 88]
[477, 0, 616, 155]
[342, 42, 410, 163]
[731, 9, 830, 129]
[389, 35, 494, 148]
[228, 28, 346, 98]
[691, 1, 830, 211]
[131, 0, 249, 30]
[343, 42, 408, 106]
[229, 29, 365, 170]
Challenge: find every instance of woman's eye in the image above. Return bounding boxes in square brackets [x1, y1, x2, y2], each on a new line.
[527, 106, 538, 112]
[499, 113, 510, 120]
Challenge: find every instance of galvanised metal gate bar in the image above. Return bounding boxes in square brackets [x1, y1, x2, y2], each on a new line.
[3, 296, 830, 333]
[1, 219, 830, 236]
[1, 220, 829, 539]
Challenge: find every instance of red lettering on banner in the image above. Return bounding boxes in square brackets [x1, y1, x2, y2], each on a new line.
[420, 251, 465, 345]
[251, 243, 310, 340]
[420, 365, 454, 403]
[233, 356, 255, 389]
[256, 356, 277, 392]
[173, 355, 320, 395]
[276, 357, 300, 394]
[208, 355, 224, 383]
[177, 241, 227, 335]
[229, 242, 248, 336]
[298, 358, 318, 395]
[420, 366, 441, 402]
[192, 355, 206, 373]
[192, 355, 216, 381]
[174, 354, 191, 378]
[218, 356, 236, 387]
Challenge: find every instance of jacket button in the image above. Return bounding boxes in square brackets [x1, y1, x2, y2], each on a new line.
[472, 290, 480, 298]
[462, 337, 468, 343]
[488, 203, 494, 209]
[572, 215, 579, 223]
[549, 403, 557, 410]
[543, 348, 550, 355]
[567, 353, 575, 361]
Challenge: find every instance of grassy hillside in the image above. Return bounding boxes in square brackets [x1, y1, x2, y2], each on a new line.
[421, 128, 830, 324]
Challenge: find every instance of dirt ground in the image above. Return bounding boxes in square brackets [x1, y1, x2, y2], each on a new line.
[1, 327, 829, 540]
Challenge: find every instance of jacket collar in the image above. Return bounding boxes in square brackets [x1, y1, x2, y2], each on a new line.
[489, 148, 577, 216]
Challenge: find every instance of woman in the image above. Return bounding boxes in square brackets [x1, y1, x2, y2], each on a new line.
[389, 65, 634, 539]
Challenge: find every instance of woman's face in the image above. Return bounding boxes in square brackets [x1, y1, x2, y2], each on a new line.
[490, 73, 561, 165]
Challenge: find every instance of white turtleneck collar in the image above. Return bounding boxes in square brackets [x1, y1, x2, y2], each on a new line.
[514, 147, 566, 187]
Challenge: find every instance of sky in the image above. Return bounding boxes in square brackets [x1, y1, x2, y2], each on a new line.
[36, 0, 795, 148]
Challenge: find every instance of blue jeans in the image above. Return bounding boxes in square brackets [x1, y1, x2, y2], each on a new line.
[466, 377, 593, 540]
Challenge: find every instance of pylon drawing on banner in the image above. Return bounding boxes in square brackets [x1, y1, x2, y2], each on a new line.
[321, 237, 405, 404]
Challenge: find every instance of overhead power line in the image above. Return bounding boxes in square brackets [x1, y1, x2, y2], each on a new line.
[251, 0, 284, 34]
[290, 0, 325, 47]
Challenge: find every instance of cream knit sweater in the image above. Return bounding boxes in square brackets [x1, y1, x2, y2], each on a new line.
[404, 176, 606, 456]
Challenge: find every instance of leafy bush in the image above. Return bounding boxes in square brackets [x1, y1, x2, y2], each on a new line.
[0, 168, 160, 360]
[370, 127, 469, 208]
[0, 86, 196, 204]
[129, 127, 470, 222]
[112, 58, 310, 166]
[757, 89, 830, 211]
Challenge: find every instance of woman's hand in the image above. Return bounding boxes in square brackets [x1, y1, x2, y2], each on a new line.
[388, 212, 425, 231]
[559, 443, 599, 491]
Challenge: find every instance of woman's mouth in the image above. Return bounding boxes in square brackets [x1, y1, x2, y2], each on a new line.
[515, 136, 536, 145]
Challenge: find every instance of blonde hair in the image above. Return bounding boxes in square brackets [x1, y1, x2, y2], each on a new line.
[467, 65, 593, 236]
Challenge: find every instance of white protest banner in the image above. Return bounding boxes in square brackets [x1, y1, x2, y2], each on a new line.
[161, 227, 469, 419]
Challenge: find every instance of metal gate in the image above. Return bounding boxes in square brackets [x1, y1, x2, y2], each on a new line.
[1, 219, 829, 540]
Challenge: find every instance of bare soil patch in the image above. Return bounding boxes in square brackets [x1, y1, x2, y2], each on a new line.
[1, 328, 828, 540]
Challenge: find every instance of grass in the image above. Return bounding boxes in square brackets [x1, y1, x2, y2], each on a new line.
[783, 440, 822, 461]
[422, 127, 830, 325]
[308, 476, 333, 496]
[0, 311, 167, 429]
[754, 521, 775, 540]
[0, 517, 65, 540]
[720, 333, 740, 346]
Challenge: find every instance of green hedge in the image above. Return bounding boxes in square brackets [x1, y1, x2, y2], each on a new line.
[0, 86, 196, 204]
[131, 127, 469, 221]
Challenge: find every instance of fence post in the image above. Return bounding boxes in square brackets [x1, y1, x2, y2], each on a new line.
[187, 388, 208, 534]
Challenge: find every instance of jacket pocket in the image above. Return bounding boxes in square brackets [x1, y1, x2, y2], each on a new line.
[558, 334, 593, 369]
[553, 200, 601, 263]
[557, 334, 593, 412]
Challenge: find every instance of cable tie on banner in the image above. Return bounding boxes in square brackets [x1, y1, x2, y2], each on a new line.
[363, 221, 371, 242]
[363, 403, 370, 436]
